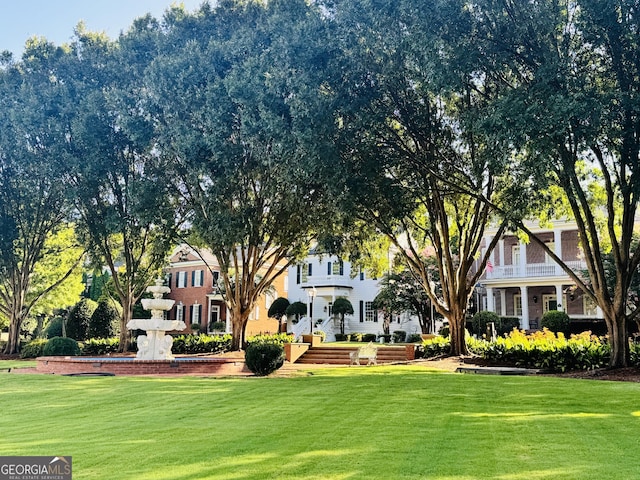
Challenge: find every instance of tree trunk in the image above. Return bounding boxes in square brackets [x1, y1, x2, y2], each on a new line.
[229, 306, 251, 351]
[4, 318, 22, 355]
[606, 316, 629, 368]
[118, 297, 133, 353]
[448, 313, 468, 357]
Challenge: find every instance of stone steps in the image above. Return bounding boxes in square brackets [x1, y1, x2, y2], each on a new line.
[296, 345, 414, 365]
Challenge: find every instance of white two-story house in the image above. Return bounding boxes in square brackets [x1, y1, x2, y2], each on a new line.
[478, 220, 603, 330]
[287, 253, 424, 337]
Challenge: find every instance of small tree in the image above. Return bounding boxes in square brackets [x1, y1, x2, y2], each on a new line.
[88, 298, 121, 339]
[332, 298, 354, 335]
[285, 301, 307, 324]
[66, 298, 98, 341]
[268, 297, 290, 320]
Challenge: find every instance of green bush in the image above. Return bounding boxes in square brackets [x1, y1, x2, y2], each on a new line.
[471, 311, 500, 336]
[66, 298, 98, 341]
[20, 339, 48, 358]
[82, 337, 120, 355]
[44, 317, 64, 339]
[88, 299, 121, 339]
[334, 333, 347, 341]
[499, 317, 521, 335]
[362, 333, 377, 342]
[171, 334, 232, 354]
[541, 310, 570, 334]
[347, 333, 363, 342]
[419, 336, 450, 358]
[439, 324, 449, 337]
[378, 334, 391, 343]
[42, 337, 81, 356]
[246, 333, 294, 345]
[467, 329, 609, 372]
[393, 330, 407, 343]
[406, 333, 422, 343]
[244, 342, 285, 376]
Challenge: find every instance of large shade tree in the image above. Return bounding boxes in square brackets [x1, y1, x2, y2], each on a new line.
[328, 0, 510, 355]
[141, 0, 339, 350]
[58, 23, 180, 352]
[0, 43, 85, 353]
[468, 0, 640, 367]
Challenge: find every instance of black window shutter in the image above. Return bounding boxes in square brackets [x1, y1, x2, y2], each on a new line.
[296, 265, 301, 284]
[340, 262, 344, 276]
[327, 262, 332, 275]
[359, 301, 364, 323]
[188, 305, 193, 323]
[308, 263, 312, 276]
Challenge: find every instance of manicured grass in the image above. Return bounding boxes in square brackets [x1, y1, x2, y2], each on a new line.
[1, 364, 640, 479]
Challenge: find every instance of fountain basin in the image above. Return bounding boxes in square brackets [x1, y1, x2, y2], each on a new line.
[36, 355, 250, 376]
[141, 298, 175, 311]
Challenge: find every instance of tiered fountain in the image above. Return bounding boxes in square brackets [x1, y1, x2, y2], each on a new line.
[36, 278, 249, 376]
[126, 278, 186, 360]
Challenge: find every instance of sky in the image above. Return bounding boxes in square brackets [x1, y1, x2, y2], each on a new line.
[0, 0, 204, 57]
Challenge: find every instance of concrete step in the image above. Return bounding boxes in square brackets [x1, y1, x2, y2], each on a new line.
[297, 345, 413, 365]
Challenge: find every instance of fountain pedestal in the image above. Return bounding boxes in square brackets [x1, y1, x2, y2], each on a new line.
[127, 279, 185, 360]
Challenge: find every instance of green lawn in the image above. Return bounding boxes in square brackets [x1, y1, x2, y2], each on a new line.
[1, 363, 639, 479]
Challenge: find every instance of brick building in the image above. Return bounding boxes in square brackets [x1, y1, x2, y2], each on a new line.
[165, 245, 287, 337]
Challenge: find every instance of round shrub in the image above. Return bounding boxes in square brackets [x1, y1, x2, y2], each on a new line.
[541, 310, 570, 334]
[471, 311, 500, 336]
[499, 317, 521, 335]
[42, 337, 81, 356]
[244, 342, 285, 376]
[20, 339, 48, 358]
[44, 316, 64, 339]
[393, 330, 407, 343]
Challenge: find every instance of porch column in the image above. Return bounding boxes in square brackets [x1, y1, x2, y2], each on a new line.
[520, 286, 530, 330]
[554, 229, 563, 275]
[519, 241, 527, 275]
[486, 287, 495, 313]
[555, 284, 564, 311]
[500, 289, 507, 317]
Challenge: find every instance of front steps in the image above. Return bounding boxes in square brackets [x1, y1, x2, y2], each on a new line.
[296, 345, 414, 365]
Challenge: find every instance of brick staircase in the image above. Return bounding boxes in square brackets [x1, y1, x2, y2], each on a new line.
[296, 345, 414, 365]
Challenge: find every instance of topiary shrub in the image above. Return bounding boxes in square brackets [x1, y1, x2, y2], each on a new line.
[406, 333, 422, 343]
[66, 298, 98, 341]
[42, 337, 81, 356]
[44, 316, 64, 339]
[362, 333, 377, 342]
[244, 342, 285, 376]
[541, 310, 570, 334]
[20, 339, 48, 358]
[471, 311, 501, 336]
[88, 299, 121, 339]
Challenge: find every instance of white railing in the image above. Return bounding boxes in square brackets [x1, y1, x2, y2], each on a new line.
[291, 316, 336, 342]
[487, 261, 587, 279]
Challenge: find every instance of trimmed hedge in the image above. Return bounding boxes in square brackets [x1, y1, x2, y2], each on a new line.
[244, 342, 285, 376]
[43, 337, 81, 356]
[82, 337, 121, 355]
[541, 310, 570, 334]
[20, 339, 48, 358]
[468, 329, 608, 372]
[246, 333, 294, 345]
[171, 334, 232, 354]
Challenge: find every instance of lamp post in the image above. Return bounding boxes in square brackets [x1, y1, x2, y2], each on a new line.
[307, 287, 316, 334]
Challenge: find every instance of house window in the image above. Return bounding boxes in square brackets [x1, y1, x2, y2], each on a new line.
[545, 242, 555, 264]
[191, 303, 201, 325]
[192, 270, 204, 287]
[512, 245, 521, 266]
[328, 261, 344, 276]
[177, 271, 187, 288]
[176, 303, 184, 322]
[364, 301, 377, 322]
[513, 294, 522, 317]
[583, 295, 598, 316]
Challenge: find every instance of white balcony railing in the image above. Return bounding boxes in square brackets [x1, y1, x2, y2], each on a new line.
[486, 261, 586, 280]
